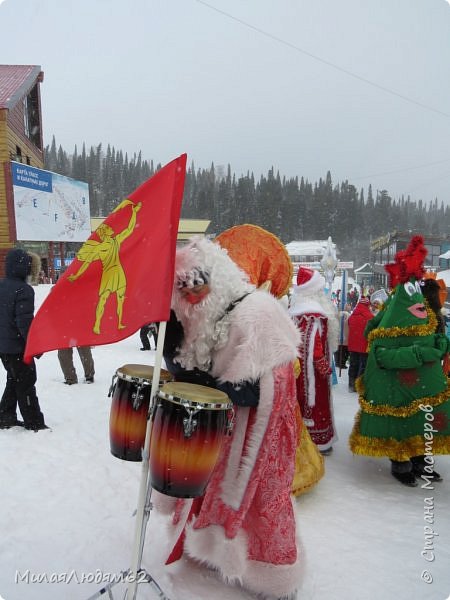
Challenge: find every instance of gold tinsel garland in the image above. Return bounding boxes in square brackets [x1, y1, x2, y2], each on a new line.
[356, 369, 450, 417]
[349, 410, 450, 461]
[367, 304, 437, 351]
[358, 387, 450, 417]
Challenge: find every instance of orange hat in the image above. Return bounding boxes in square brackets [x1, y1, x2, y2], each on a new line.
[215, 224, 293, 298]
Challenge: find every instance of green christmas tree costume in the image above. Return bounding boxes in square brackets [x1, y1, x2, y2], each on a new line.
[350, 237, 450, 462]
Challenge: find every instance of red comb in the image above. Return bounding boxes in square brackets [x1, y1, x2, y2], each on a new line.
[384, 236, 427, 288]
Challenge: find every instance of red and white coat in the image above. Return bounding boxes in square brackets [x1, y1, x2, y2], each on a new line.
[159, 290, 303, 599]
[289, 271, 338, 452]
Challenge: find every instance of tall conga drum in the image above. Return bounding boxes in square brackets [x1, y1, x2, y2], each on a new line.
[109, 364, 172, 461]
[149, 382, 233, 498]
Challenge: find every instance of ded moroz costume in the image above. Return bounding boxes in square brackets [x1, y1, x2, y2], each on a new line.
[289, 267, 339, 454]
[159, 235, 303, 600]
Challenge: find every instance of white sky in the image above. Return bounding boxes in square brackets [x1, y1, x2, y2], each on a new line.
[1, 0, 450, 205]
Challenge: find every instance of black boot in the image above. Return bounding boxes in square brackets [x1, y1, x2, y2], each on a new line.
[24, 423, 50, 432]
[0, 416, 24, 429]
[348, 378, 356, 392]
[391, 471, 418, 487]
[320, 446, 333, 456]
[391, 460, 418, 487]
[411, 456, 442, 482]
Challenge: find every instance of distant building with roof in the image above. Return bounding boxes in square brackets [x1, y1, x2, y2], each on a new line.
[285, 239, 353, 279]
[370, 231, 450, 289]
[353, 262, 374, 288]
[0, 64, 45, 274]
[91, 217, 210, 241]
[285, 240, 337, 274]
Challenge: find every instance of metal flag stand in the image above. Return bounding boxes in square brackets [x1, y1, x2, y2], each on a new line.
[85, 568, 168, 600]
[86, 321, 171, 600]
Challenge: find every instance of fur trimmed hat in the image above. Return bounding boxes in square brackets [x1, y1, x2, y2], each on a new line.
[296, 267, 315, 286]
[370, 288, 388, 306]
[294, 267, 325, 294]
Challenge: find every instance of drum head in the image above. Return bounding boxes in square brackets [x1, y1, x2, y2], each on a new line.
[158, 382, 232, 409]
[116, 364, 172, 383]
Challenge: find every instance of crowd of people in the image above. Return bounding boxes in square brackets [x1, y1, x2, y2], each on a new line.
[0, 233, 449, 599]
[155, 234, 449, 599]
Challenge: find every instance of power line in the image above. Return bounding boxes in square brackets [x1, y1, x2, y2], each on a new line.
[195, 0, 450, 119]
[352, 158, 450, 181]
[406, 169, 450, 194]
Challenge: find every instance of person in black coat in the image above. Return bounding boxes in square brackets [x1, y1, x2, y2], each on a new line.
[139, 322, 159, 351]
[0, 248, 47, 431]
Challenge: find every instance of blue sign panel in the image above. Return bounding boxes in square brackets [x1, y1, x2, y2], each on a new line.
[54, 258, 74, 269]
[11, 163, 53, 192]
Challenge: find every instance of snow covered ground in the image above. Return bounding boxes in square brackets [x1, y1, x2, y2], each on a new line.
[0, 284, 449, 600]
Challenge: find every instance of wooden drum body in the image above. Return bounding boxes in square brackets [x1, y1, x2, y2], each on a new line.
[149, 382, 233, 498]
[109, 364, 172, 461]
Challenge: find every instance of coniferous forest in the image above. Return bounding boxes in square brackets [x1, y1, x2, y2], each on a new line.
[44, 137, 450, 264]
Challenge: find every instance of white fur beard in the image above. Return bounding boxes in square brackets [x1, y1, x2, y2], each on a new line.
[172, 292, 232, 372]
[171, 236, 255, 371]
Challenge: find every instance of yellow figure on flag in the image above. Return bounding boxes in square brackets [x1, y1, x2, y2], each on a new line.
[68, 200, 141, 334]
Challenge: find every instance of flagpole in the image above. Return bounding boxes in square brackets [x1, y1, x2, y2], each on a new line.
[126, 320, 167, 600]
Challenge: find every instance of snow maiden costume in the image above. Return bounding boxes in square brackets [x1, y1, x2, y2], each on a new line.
[349, 236, 450, 487]
[289, 267, 339, 453]
[159, 236, 302, 600]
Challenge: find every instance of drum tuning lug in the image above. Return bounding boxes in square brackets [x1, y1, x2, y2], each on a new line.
[132, 384, 145, 410]
[108, 374, 117, 398]
[183, 412, 198, 438]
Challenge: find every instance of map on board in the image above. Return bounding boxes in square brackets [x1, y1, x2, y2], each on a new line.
[11, 162, 91, 242]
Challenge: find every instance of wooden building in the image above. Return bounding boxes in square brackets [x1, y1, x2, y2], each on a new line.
[285, 239, 352, 281]
[370, 230, 450, 289]
[0, 64, 45, 275]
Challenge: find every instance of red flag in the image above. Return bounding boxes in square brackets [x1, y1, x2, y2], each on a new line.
[24, 153, 187, 363]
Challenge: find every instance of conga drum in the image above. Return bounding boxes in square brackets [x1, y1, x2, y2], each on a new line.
[109, 364, 172, 461]
[149, 382, 233, 498]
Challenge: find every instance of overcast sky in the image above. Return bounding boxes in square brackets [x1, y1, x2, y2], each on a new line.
[1, 0, 450, 206]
